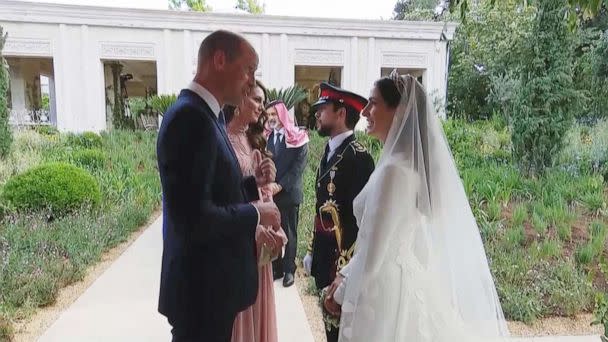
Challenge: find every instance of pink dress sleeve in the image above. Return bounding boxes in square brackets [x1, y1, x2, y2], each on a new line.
[230, 133, 287, 260]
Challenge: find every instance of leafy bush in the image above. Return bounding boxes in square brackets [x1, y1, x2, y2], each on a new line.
[1, 162, 101, 215]
[588, 30, 608, 120]
[34, 125, 59, 136]
[0, 27, 12, 158]
[592, 292, 608, 338]
[70, 149, 107, 171]
[447, 2, 534, 121]
[127, 97, 148, 118]
[559, 119, 608, 177]
[66, 131, 103, 149]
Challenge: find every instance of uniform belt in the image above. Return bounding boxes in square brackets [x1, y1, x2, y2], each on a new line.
[314, 215, 335, 235]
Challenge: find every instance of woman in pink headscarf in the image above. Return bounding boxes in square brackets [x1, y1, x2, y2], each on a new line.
[265, 100, 309, 287]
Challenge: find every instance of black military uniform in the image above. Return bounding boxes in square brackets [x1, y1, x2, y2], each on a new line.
[308, 83, 375, 342]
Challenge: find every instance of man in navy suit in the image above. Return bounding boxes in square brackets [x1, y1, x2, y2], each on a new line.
[157, 30, 281, 342]
[266, 101, 309, 288]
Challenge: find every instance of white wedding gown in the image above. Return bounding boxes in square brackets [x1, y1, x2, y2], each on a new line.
[335, 74, 509, 342]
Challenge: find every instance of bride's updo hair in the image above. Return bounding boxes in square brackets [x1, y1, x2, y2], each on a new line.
[374, 77, 402, 109]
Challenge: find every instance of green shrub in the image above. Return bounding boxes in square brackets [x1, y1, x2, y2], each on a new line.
[592, 292, 608, 338]
[1, 162, 101, 215]
[590, 221, 608, 254]
[576, 243, 595, 265]
[541, 262, 594, 316]
[0, 27, 12, 159]
[33, 125, 59, 136]
[505, 225, 525, 248]
[70, 149, 107, 171]
[512, 205, 528, 226]
[559, 120, 608, 176]
[486, 200, 502, 222]
[531, 204, 548, 235]
[66, 132, 103, 149]
[557, 222, 572, 241]
[539, 239, 562, 259]
[127, 97, 148, 118]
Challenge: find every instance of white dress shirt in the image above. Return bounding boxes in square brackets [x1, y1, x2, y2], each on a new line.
[327, 130, 354, 161]
[274, 128, 286, 146]
[187, 82, 221, 117]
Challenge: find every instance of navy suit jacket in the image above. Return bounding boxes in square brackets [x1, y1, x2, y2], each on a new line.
[157, 89, 260, 327]
[267, 131, 308, 206]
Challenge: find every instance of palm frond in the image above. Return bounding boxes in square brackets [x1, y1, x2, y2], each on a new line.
[149, 94, 177, 116]
[266, 85, 308, 110]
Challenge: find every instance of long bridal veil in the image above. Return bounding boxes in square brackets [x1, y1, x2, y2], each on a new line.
[338, 73, 509, 341]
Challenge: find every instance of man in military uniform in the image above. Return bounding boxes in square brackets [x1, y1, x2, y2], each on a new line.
[302, 82, 375, 342]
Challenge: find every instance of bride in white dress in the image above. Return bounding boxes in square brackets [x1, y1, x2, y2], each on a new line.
[325, 71, 510, 342]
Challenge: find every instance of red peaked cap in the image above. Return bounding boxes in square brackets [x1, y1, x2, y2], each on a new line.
[311, 82, 368, 116]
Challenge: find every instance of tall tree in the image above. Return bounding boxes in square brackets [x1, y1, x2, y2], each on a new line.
[236, 0, 265, 14]
[169, 0, 211, 12]
[393, 0, 435, 16]
[447, 0, 534, 120]
[0, 26, 12, 158]
[510, 0, 581, 174]
[393, 0, 440, 20]
[449, 0, 608, 26]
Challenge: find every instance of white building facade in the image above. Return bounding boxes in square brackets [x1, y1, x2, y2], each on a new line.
[0, 0, 456, 132]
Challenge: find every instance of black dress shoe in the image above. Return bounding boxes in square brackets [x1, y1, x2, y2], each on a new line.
[283, 273, 294, 287]
[273, 271, 283, 281]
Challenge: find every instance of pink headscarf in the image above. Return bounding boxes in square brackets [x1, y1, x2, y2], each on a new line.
[266, 101, 309, 149]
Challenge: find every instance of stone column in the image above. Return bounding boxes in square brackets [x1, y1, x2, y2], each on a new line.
[8, 59, 26, 115]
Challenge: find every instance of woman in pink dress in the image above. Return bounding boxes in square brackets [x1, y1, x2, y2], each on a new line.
[225, 80, 287, 342]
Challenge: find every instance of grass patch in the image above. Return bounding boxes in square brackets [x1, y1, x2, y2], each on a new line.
[298, 119, 607, 323]
[0, 129, 161, 339]
[512, 205, 528, 227]
[539, 239, 562, 259]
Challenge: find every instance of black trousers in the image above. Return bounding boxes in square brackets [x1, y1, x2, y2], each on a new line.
[326, 326, 339, 342]
[273, 204, 300, 275]
[170, 310, 236, 342]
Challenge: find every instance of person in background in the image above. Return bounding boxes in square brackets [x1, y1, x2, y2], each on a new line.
[266, 100, 309, 288]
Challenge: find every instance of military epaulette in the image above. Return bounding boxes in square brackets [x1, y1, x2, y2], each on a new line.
[349, 140, 367, 153]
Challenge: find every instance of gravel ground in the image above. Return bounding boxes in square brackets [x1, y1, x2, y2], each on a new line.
[295, 270, 602, 341]
[295, 270, 326, 342]
[12, 212, 161, 342]
[507, 315, 602, 337]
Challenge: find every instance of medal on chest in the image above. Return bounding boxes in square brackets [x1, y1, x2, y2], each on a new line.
[327, 168, 337, 196]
